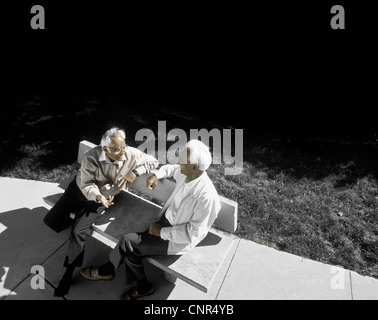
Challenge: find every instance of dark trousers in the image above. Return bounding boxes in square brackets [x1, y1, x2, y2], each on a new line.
[43, 178, 103, 267]
[109, 215, 171, 285]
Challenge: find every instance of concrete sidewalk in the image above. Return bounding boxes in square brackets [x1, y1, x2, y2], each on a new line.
[1, 177, 378, 300]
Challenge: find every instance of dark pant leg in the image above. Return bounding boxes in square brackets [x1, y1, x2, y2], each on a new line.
[44, 177, 103, 267]
[44, 178, 86, 233]
[64, 207, 104, 267]
[43, 191, 80, 233]
[109, 215, 170, 284]
[110, 232, 169, 284]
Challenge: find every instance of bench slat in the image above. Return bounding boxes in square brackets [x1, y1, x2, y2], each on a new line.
[77, 140, 96, 164]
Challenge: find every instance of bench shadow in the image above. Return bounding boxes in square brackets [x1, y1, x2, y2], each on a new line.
[0, 207, 70, 299]
[0, 206, 175, 300]
[43, 193, 64, 207]
[42, 174, 74, 208]
[197, 231, 222, 247]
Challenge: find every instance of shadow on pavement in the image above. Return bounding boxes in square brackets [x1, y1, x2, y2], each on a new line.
[0, 206, 175, 300]
[0, 206, 69, 299]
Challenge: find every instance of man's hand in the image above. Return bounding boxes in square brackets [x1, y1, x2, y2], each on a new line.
[96, 195, 115, 208]
[146, 174, 158, 190]
[118, 171, 137, 190]
[148, 223, 161, 237]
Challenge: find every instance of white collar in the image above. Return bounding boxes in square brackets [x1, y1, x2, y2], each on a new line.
[184, 171, 207, 186]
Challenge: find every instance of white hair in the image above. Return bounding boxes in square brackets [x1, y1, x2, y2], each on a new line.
[181, 139, 212, 171]
[100, 127, 126, 147]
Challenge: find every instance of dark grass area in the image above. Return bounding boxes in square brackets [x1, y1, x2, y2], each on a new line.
[1, 94, 378, 279]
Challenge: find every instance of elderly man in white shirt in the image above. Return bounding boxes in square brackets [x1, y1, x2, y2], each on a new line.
[80, 139, 221, 300]
[43, 127, 159, 297]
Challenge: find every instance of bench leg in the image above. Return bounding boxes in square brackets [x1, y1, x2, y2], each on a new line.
[164, 272, 177, 285]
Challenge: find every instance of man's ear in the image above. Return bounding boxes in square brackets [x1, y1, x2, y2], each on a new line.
[193, 164, 199, 171]
[103, 146, 108, 152]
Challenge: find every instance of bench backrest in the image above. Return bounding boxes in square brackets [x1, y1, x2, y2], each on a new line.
[77, 140, 238, 233]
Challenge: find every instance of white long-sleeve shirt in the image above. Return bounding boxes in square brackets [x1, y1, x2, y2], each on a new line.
[153, 164, 221, 255]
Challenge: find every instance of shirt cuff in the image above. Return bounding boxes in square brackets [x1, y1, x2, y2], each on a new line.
[160, 227, 171, 241]
[132, 168, 140, 177]
[152, 169, 165, 180]
[90, 190, 102, 202]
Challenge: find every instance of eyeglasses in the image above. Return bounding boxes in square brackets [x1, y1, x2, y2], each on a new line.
[106, 145, 127, 155]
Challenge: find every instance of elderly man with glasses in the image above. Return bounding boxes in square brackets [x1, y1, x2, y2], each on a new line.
[43, 127, 159, 297]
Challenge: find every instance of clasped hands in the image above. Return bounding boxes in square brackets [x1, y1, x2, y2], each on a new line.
[96, 171, 138, 208]
[96, 194, 114, 208]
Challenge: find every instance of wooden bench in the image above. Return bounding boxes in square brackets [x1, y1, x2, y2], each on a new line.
[44, 140, 238, 293]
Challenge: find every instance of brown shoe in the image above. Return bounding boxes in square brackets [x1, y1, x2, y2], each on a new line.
[120, 285, 154, 300]
[80, 267, 115, 281]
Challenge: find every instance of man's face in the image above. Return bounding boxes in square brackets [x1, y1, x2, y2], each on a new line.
[104, 135, 126, 162]
[178, 148, 196, 176]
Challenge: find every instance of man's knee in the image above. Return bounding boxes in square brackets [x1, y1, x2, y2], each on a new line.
[72, 224, 91, 238]
[43, 207, 73, 233]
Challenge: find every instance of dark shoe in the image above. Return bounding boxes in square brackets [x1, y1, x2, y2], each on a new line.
[54, 278, 72, 297]
[120, 285, 154, 300]
[80, 267, 115, 281]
